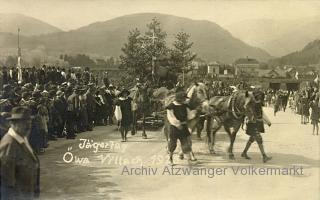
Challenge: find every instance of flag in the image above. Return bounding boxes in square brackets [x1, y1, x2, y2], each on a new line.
[295, 71, 299, 80]
[17, 56, 23, 83]
[314, 74, 319, 83]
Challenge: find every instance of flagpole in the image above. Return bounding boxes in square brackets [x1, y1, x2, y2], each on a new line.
[18, 28, 21, 57]
[17, 28, 23, 83]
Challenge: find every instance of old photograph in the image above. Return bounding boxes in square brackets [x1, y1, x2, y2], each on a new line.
[0, 0, 319, 199]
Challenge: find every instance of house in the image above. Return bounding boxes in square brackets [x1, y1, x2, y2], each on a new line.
[234, 57, 260, 76]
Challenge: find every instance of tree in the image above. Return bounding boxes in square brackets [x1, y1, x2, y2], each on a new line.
[143, 18, 168, 71]
[170, 31, 196, 74]
[120, 19, 169, 80]
[120, 28, 147, 76]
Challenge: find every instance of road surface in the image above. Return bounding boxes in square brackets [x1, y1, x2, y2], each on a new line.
[39, 107, 320, 200]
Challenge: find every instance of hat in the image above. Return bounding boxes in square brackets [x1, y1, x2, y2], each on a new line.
[88, 83, 95, 87]
[0, 99, 9, 105]
[49, 90, 56, 97]
[24, 83, 33, 89]
[22, 92, 31, 99]
[32, 91, 41, 99]
[61, 82, 68, 87]
[56, 91, 64, 97]
[119, 89, 130, 96]
[175, 91, 187, 100]
[108, 84, 115, 88]
[3, 84, 11, 91]
[7, 106, 34, 121]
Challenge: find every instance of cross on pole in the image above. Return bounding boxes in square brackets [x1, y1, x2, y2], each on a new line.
[146, 29, 158, 81]
[149, 30, 157, 45]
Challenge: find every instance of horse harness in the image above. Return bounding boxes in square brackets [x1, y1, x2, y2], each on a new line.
[229, 92, 244, 119]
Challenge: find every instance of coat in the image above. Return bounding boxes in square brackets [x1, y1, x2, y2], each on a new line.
[0, 129, 40, 200]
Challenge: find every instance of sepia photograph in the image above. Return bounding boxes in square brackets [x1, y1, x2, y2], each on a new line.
[0, 0, 319, 199]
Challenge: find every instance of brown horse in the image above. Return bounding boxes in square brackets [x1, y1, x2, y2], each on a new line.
[206, 90, 259, 159]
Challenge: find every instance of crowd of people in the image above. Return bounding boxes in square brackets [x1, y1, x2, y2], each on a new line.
[264, 87, 320, 135]
[0, 65, 128, 154]
[0, 64, 319, 199]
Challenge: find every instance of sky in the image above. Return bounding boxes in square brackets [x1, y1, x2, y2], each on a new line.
[0, 0, 320, 30]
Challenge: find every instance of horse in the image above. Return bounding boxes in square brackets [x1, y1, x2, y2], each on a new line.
[131, 83, 152, 139]
[154, 82, 212, 152]
[205, 90, 260, 159]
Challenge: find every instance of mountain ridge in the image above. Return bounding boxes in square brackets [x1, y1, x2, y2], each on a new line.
[0, 13, 62, 36]
[0, 13, 272, 63]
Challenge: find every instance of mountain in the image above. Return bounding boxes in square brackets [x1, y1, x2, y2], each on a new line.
[0, 13, 62, 36]
[226, 17, 320, 56]
[269, 39, 320, 66]
[0, 13, 271, 63]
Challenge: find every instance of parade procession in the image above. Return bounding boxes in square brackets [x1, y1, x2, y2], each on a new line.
[0, 1, 320, 200]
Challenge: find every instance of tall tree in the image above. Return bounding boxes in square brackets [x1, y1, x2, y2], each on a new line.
[120, 19, 169, 80]
[170, 31, 196, 74]
[120, 28, 147, 76]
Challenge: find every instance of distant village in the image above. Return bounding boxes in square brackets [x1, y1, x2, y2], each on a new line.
[192, 57, 320, 90]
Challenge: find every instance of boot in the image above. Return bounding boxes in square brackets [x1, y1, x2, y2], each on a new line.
[120, 128, 125, 142]
[186, 153, 197, 165]
[241, 140, 252, 160]
[124, 130, 128, 142]
[258, 143, 272, 163]
[168, 153, 174, 166]
[142, 132, 147, 139]
[189, 151, 197, 161]
[263, 155, 272, 163]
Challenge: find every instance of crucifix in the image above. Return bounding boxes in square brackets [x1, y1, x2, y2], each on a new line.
[147, 29, 157, 81]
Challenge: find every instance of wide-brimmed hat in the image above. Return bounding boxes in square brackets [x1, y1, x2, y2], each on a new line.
[56, 91, 64, 97]
[175, 91, 187, 100]
[7, 106, 34, 121]
[3, 84, 11, 91]
[32, 90, 42, 99]
[119, 89, 130, 96]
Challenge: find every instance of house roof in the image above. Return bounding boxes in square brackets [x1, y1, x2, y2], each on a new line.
[234, 58, 259, 65]
[255, 69, 287, 78]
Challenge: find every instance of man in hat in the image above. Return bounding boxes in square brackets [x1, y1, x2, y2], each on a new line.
[115, 89, 133, 142]
[241, 90, 272, 163]
[85, 83, 96, 131]
[78, 87, 88, 132]
[166, 90, 198, 165]
[105, 84, 116, 125]
[0, 106, 40, 199]
[65, 86, 80, 139]
[53, 91, 67, 137]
